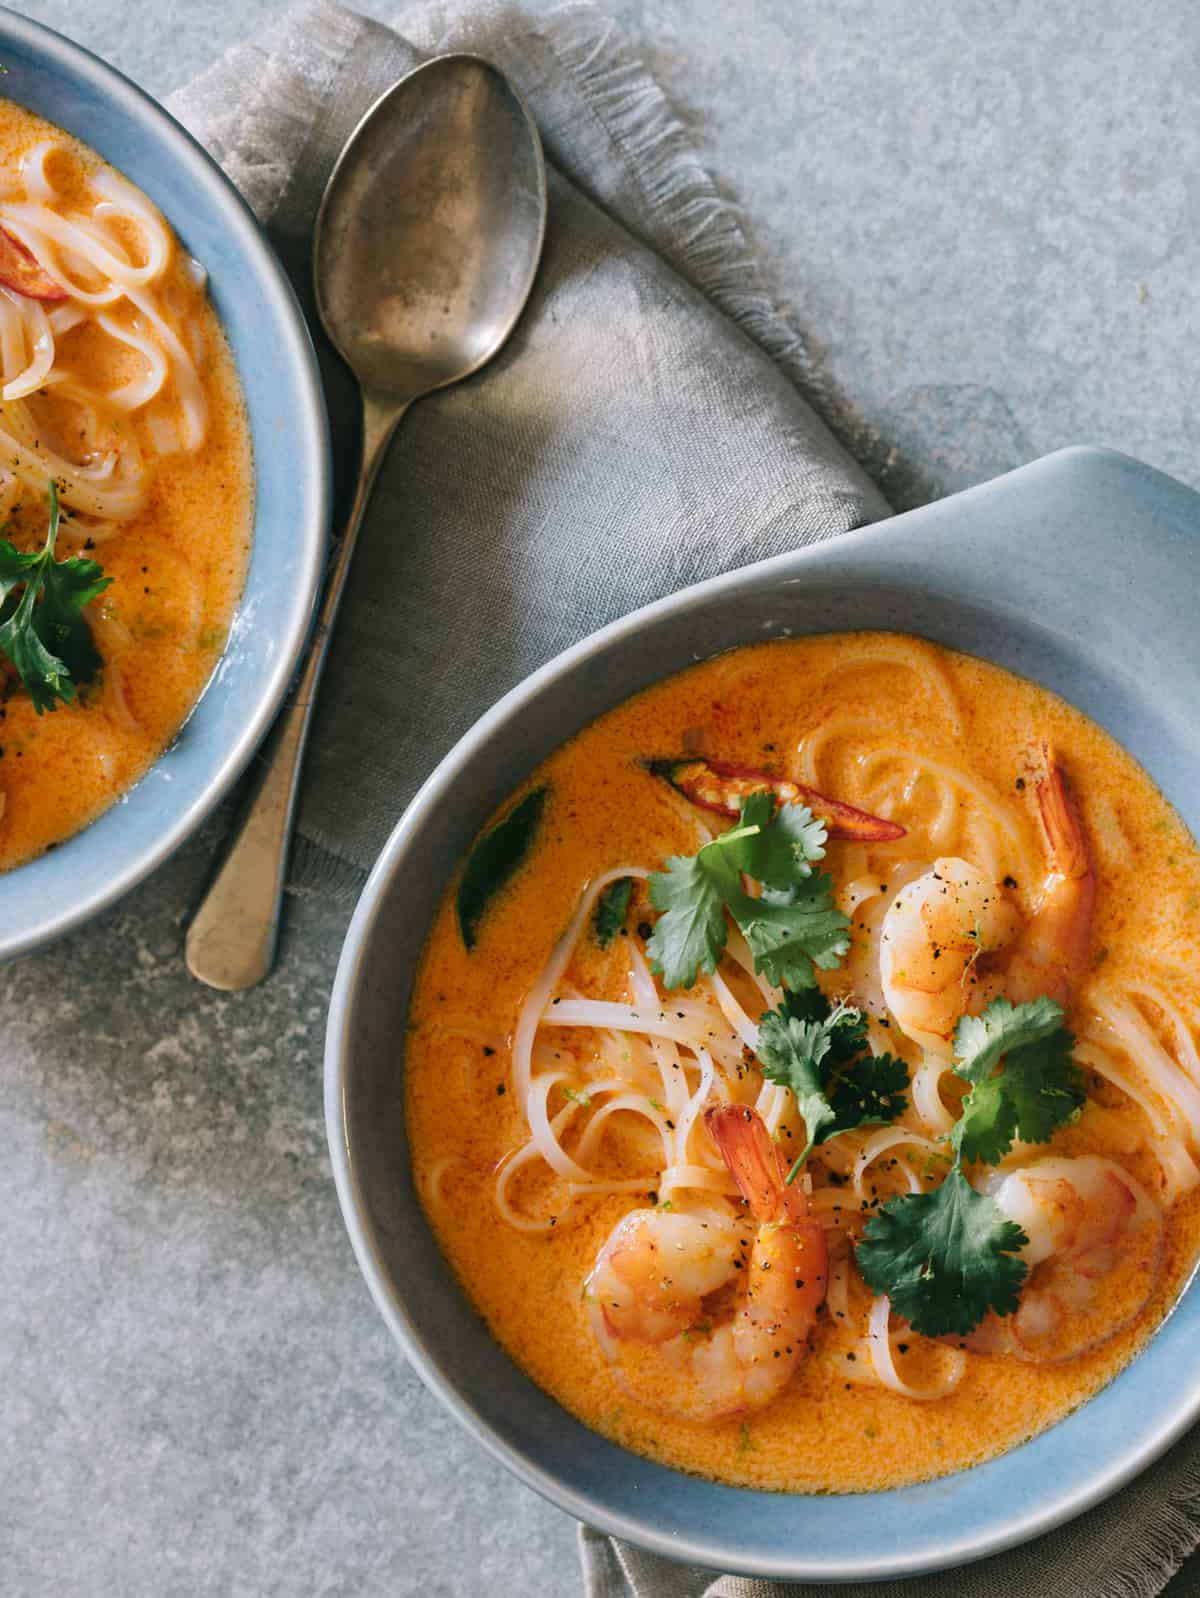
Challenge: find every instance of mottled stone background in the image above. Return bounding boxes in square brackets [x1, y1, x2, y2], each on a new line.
[8, 2, 1199, 1594]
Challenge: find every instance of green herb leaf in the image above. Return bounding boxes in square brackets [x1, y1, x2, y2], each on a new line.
[756, 1005, 839, 1160]
[731, 789, 827, 890]
[456, 787, 548, 950]
[952, 996, 1067, 1084]
[0, 481, 110, 713]
[950, 996, 1085, 1165]
[592, 876, 634, 949]
[826, 1051, 911, 1141]
[757, 991, 908, 1176]
[856, 1169, 1029, 1338]
[729, 874, 851, 991]
[37, 545, 109, 683]
[646, 796, 848, 990]
[646, 849, 729, 988]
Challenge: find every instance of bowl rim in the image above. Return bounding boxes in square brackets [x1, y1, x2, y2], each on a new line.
[0, 7, 330, 958]
[325, 446, 1200, 1580]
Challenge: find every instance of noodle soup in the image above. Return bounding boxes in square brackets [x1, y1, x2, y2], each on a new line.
[406, 633, 1200, 1492]
[0, 99, 251, 867]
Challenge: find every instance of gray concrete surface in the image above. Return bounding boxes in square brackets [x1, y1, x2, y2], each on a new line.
[8, 1, 1200, 1594]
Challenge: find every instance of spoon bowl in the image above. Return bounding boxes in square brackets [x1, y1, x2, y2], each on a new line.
[185, 55, 546, 991]
[315, 54, 547, 397]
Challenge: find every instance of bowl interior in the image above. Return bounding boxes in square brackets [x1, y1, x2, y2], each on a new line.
[329, 448, 1200, 1581]
[0, 10, 328, 958]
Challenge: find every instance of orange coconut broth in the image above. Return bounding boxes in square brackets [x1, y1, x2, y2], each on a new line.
[0, 99, 251, 867]
[405, 641, 1200, 1493]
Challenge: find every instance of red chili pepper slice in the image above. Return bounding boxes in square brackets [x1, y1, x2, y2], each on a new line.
[0, 227, 67, 302]
[651, 757, 906, 842]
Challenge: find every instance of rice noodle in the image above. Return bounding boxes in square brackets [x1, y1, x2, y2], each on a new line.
[857, 747, 1032, 877]
[544, 998, 742, 1064]
[20, 141, 58, 203]
[510, 867, 649, 1106]
[0, 137, 213, 531]
[494, 1103, 579, 1233]
[423, 1155, 466, 1212]
[911, 1055, 956, 1136]
[708, 966, 759, 1052]
[0, 291, 53, 400]
[851, 1127, 937, 1198]
[825, 1238, 852, 1326]
[524, 1070, 592, 1184]
[94, 313, 170, 410]
[1075, 1036, 1200, 1201]
[1090, 987, 1200, 1142]
[811, 637, 964, 736]
[867, 1295, 966, 1400]
[1123, 978, 1200, 1092]
[658, 1163, 739, 1198]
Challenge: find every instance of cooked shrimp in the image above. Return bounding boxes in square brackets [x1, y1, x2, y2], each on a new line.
[880, 755, 1094, 1056]
[961, 1155, 1163, 1363]
[585, 1105, 828, 1423]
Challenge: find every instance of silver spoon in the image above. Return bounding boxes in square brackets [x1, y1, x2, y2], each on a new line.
[185, 54, 547, 990]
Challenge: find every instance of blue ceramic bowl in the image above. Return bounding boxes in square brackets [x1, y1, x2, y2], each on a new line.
[326, 447, 1200, 1580]
[0, 10, 329, 959]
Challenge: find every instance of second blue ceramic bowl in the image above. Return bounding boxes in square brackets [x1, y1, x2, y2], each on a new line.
[0, 10, 329, 959]
[326, 447, 1200, 1580]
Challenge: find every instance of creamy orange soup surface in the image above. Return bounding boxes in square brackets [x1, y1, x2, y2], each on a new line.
[0, 99, 251, 867]
[407, 657, 1200, 1484]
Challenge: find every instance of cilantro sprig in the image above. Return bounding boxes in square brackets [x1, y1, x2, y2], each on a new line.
[756, 989, 909, 1180]
[855, 995, 1084, 1337]
[951, 997, 1085, 1163]
[0, 481, 110, 712]
[646, 792, 851, 990]
[856, 1169, 1028, 1338]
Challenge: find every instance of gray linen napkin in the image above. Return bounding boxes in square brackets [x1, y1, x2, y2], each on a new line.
[169, 5, 1200, 1594]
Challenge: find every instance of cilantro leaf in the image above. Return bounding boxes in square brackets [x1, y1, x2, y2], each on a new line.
[827, 1051, 911, 1138]
[856, 1169, 1029, 1337]
[777, 984, 860, 1037]
[37, 545, 109, 683]
[646, 847, 734, 988]
[729, 874, 851, 990]
[0, 481, 110, 713]
[953, 996, 1066, 1083]
[780, 986, 869, 1060]
[732, 790, 827, 891]
[949, 1072, 1013, 1166]
[757, 992, 909, 1177]
[592, 877, 634, 949]
[998, 1031, 1087, 1144]
[647, 795, 847, 990]
[756, 1004, 839, 1159]
[950, 996, 1085, 1165]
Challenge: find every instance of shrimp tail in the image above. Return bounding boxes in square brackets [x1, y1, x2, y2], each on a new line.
[705, 1105, 807, 1224]
[1008, 749, 1096, 1005]
[1037, 750, 1091, 882]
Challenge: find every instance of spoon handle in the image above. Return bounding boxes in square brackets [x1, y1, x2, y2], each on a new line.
[185, 390, 407, 990]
